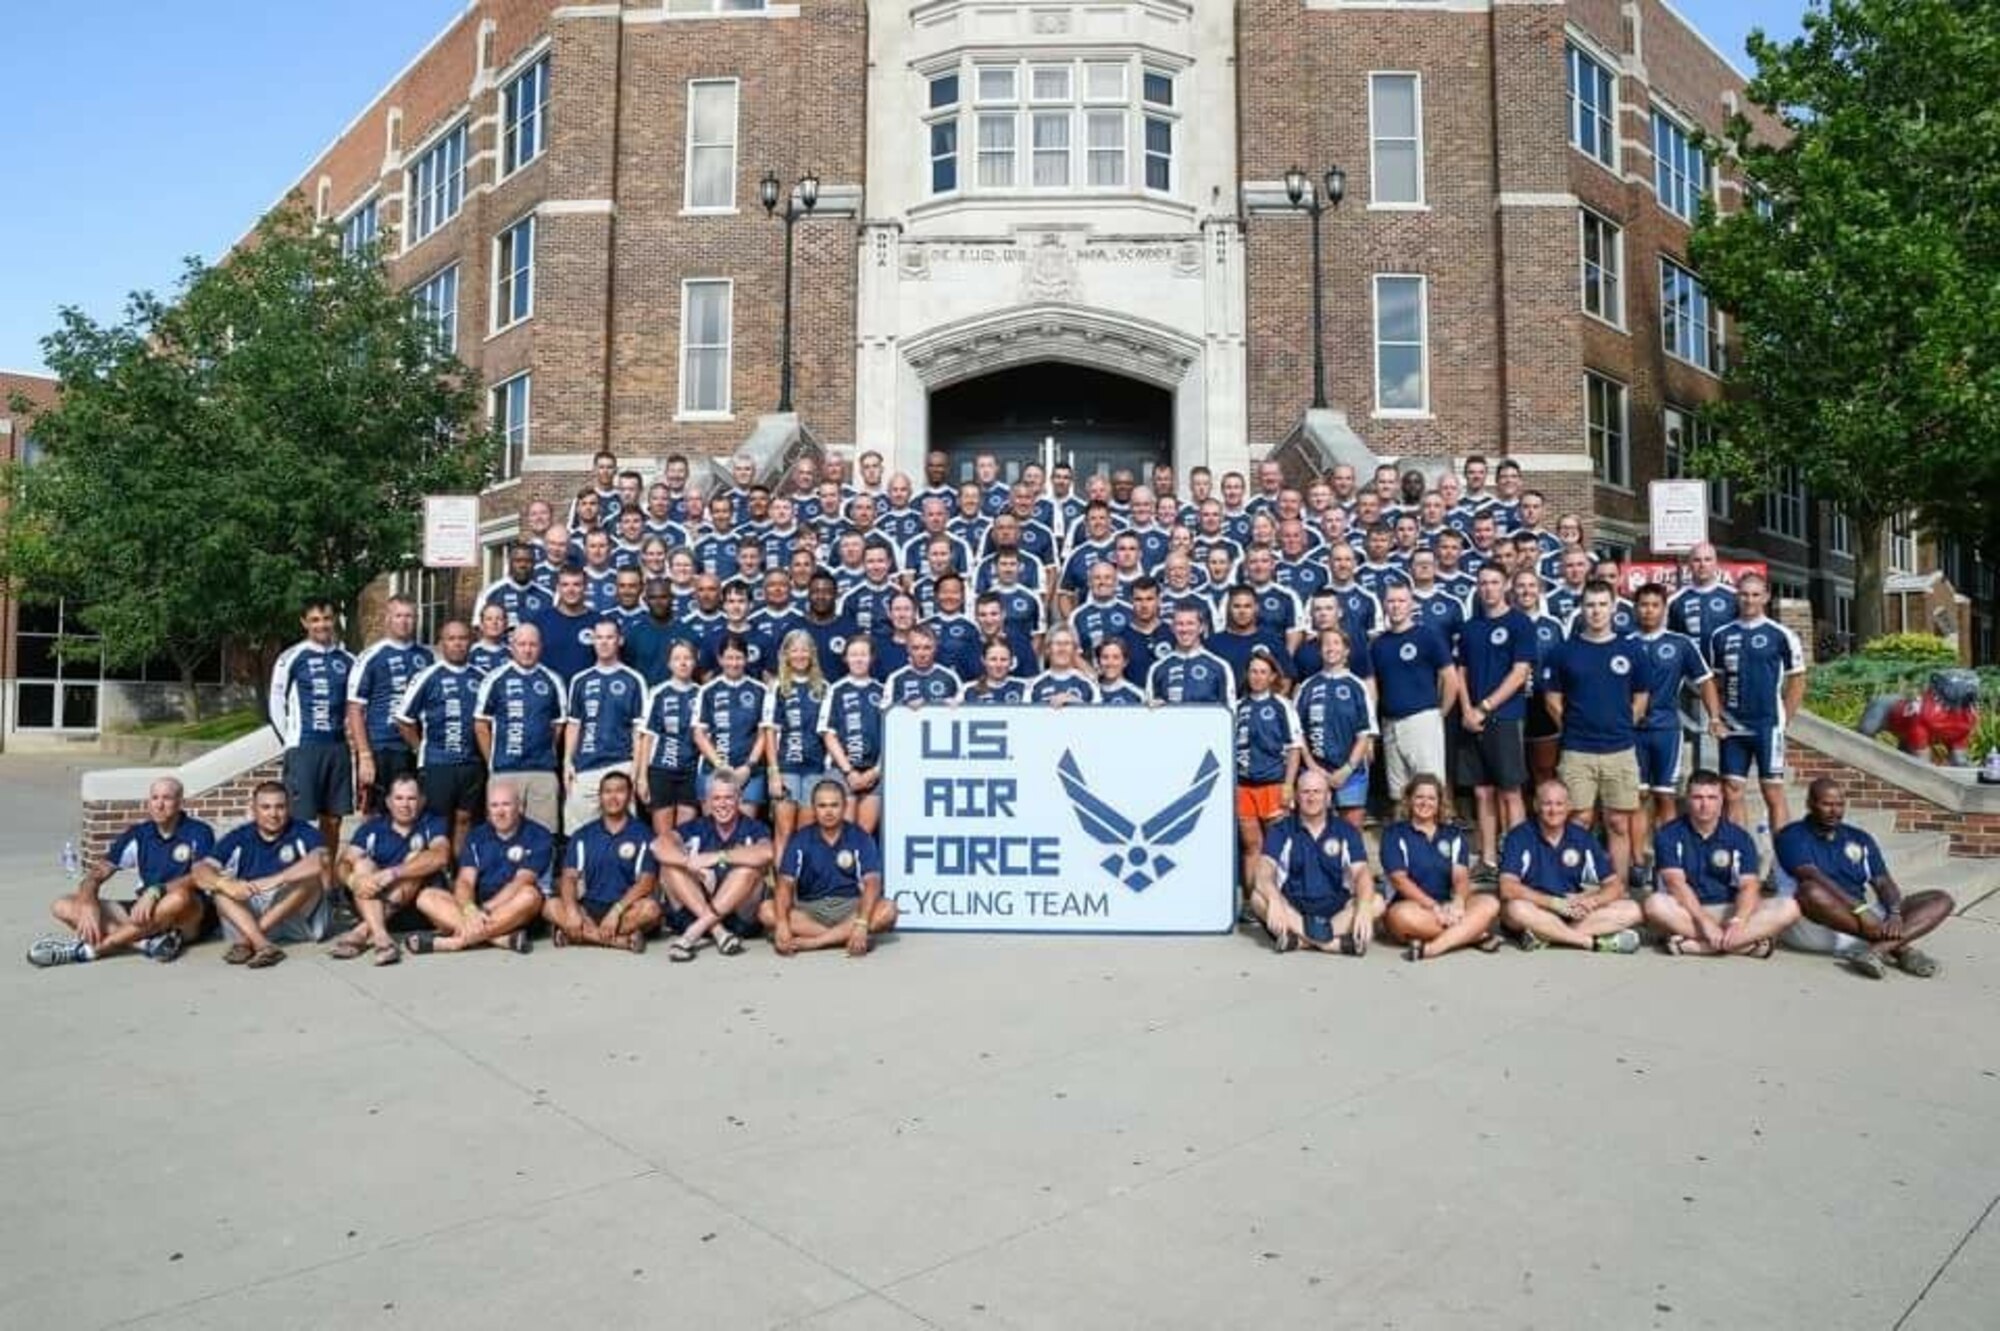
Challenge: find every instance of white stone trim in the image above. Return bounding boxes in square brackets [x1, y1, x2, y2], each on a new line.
[552, 4, 621, 18]
[81, 729, 284, 804]
[1504, 452, 1598, 473]
[1496, 192, 1579, 208]
[628, 4, 801, 21]
[537, 198, 617, 216]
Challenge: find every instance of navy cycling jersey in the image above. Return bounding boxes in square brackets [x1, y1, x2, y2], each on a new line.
[780, 821, 883, 901]
[960, 677, 1031, 705]
[468, 642, 511, 676]
[567, 664, 647, 769]
[1262, 816, 1368, 917]
[459, 818, 555, 900]
[1095, 679, 1149, 707]
[1293, 670, 1377, 767]
[1409, 590, 1464, 643]
[641, 680, 701, 773]
[1707, 617, 1804, 730]
[1654, 817, 1759, 906]
[883, 664, 961, 706]
[106, 816, 216, 888]
[761, 680, 829, 772]
[350, 813, 450, 872]
[1029, 670, 1100, 706]
[1669, 582, 1740, 653]
[1379, 820, 1469, 899]
[349, 642, 435, 752]
[269, 640, 354, 746]
[565, 816, 655, 907]
[474, 663, 569, 772]
[1207, 629, 1294, 691]
[823, 677, 886, 769]
[1243, 583, 1304, 638]
[1500, 820, 1610, 897]
[209, 819, 324, 881]
[1235, 691, 1303, 784]
[1146, 649, 1236, 706]
[838, 581, 901, 637]
[1070, 598, 1135, 654]
[1773, 819, 1888, 903]
[1550, 635, 1643, 753]
[1632, 630, 1712, 731]
[1276, 559, 1330, 599]
[476, 577, 551, 630]
[1369, 624, 1450, 720]
[1323, 584, 1382, 645]
[1456, 607, 1537, 722]
[695, 674, 769, 769]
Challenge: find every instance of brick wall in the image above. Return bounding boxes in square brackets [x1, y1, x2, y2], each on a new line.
[1786, 737, 2000, 859]
[78, 756, 285, 865]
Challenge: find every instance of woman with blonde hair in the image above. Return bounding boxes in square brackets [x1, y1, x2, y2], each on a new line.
[761, 629, 830, 860]
[1380, 773, 1503, 960]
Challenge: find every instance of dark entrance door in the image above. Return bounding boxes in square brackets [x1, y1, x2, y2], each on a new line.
[928, 362, 1171, 485]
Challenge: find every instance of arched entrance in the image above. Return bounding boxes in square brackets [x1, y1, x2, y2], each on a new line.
[928, 362, 1172, 484]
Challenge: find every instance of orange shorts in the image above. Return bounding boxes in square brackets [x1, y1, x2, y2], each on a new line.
[1235, 783, 1288, 822]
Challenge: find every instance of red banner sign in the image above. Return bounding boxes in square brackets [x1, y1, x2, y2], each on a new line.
[1617, 560, 1768, 598]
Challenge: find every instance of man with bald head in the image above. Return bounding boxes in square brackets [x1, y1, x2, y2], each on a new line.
[28, 778, 212, 967]
[1777, 778, 1955, 979]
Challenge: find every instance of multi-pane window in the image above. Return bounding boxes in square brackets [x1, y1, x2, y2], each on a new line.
[392, 568, 451, 644]
[1890, 511, 1917, 572]
[1369, 73, 1423, 205]
[1579, 208, 1623, 327]
[1653, 109, 1710, 222]
[685, 80, 739, 210]
[1664, 404, 1730, 517]
[922, 57, 1177, 197]
[407, 122, 468, 244]
[501, 56, 549, 178]
[1829, 507, 1852, 554]
[411, 264, 460, 355]
[680, 280, 733, 416]
[1762, 464, 1806, 539]
[490, 373, 531, 482]
[1567, 43, 1617, 170]
[13, 600, 102, 731]
[1373, 275, 1428, 414]
[339, 199, 379, 259]
[493, 216, 535, 332]
[1586, 371, 1629, 488]
[1661, 258, 1722, 372]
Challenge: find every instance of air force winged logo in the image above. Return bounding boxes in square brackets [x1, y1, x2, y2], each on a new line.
[1056, 749, 1222, 892]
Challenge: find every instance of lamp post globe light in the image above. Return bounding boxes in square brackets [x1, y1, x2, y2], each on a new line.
[761, 170, 822, 414]
[1283, 163, 1345, 410]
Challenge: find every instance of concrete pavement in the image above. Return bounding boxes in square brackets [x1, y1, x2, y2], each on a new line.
[4, 754, 1999, 1330]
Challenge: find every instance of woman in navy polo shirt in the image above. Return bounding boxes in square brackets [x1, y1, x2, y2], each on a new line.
[1380, 774, 1503, 960]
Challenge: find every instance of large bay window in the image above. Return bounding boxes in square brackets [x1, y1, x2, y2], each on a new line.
[922, 56, 1179, 199]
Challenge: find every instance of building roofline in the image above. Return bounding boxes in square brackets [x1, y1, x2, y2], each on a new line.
[0, 368, 58, 383]
[1654, 0, 1753, 85]
[234, 0, 481, 251]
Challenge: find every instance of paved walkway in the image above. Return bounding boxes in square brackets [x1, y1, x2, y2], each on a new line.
[3, 754, 1998, 1329]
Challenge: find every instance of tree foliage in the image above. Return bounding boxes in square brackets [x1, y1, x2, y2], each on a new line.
[1, 204, 495, 714]
[1688, 0, 2000, 635]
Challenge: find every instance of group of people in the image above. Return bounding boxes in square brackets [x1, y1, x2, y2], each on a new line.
[27, 447, 1953, 979]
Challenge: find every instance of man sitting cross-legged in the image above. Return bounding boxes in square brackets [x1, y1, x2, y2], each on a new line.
[405, 781, 550, 956]
[1497, 778, 1644, 954]
[1778, 777, 1955, 980]
[29, 777, 212, 969]
[190, 781, 332, 970]
[1643, 769, 1799, 958]
[1248, 767, 1382, 955]
[760, 778, 898, 957]
[326, 773, 451, 966]
[654, 770, 774, 961]
[543, 771, 662, 954]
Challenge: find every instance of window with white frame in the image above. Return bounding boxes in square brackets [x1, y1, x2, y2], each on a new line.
[1579, 208, 1623, 327]
[1566, 42, 1617, 170]
[1762, 464, 1806, 540]
[1829, 507, 1851, 555]
[1770, 575, 1807, 603]
[490, 372, 531, 482]
[921, 57, 1177, 198]
[492, 216, 535, 332]
[1653, 109, 1710, 222]
[1834, 590, 1854, 639]
[1661, 258, 1722, 373]
[406, 122, 468, 244]
[680, 279, 733, 416]
[1664, 404, 1731, 517]
[501, 56, 549, 178]
[392, 567, 451, 644]
[685, 80, 740, 210]
[1585, 371, 1629, 488]
[1373, 275, 1428, 415]
[1369, 73, 1423, 206]
[1890, 511, 1917, 572]
[339, 198, 379, 259]
[411, 264, 460, 354]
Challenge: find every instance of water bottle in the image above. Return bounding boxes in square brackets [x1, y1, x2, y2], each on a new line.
[60, 840, 81, 879]
[1983, 749, 2000, 784]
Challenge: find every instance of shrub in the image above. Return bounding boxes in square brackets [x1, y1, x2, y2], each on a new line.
[1857, 633, 1957, 666]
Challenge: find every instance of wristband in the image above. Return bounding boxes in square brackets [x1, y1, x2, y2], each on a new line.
[717, 851, 731, 871]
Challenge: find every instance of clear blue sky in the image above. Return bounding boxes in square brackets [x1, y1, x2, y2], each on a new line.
[0, 0, 1809, 375]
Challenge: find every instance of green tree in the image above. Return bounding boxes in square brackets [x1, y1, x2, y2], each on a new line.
[1, 204, 496, 719]
[1688, 0, 2000, 641]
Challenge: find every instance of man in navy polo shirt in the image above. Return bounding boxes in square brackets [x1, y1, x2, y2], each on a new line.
[28, 777, 211, 968]
[543, 772, 661, 953]
[1547, 581, 1648, 884]
[1629, 583, 1724, 888]
[1369, 583, 1457, 802]
[1497, 779, 1642, 953]
[1777, 778, 1954, 979]
[1644, 770, 1798, 957]
[1455, 564, 1536, 873]
[268, 598, 355, 889]
[656, 771, 775, 960]
[564, 620, 648, 831]
[191, 782, 331, 969]
[407, 781, 551, 956]
[1249, 768, 1380, 954]
[326, 773, 451, 965]
[761, 778, 898, 957]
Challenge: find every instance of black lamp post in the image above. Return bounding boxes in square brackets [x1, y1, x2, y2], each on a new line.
[1283, 164, 1346, 411]
[760, 169, 821, 414]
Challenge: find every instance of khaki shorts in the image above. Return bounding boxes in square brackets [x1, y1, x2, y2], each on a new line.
[564, 766, 623, 833]
[1557, 748, 1641, 813]
[1382, 709, 1447, 801]
[494, 770, 561, 834]
[800, 895, 860, 927]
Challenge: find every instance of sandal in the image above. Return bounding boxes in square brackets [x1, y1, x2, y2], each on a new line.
[715, 929, 743, 957]
[245, 945, 285, 970]
[372, 942, 401, 966]
[222, 941, 255, 965]
[1338, 935, 1368, 957]
[625, 932, 648, 956]
[1473, 932, 1503, 954]
[1892, 946, 1939, 977]
[1402, 940, 1427, 963]
[1663, 935, 1691, 957]
[551, 929, 569, 949]
[1745, 938, 1776, 960]
[668, 938, 697, 963]
[403, 932, 436, 955]
[506, 931, 533, 955]
[1271, 927, 1298, 954]
[328, 936, 368, 961]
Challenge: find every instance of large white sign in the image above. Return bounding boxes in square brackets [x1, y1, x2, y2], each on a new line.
[1648, 480, 1710, 554]
[883, 706, 1236, 933]
[422, 495, 481, 568]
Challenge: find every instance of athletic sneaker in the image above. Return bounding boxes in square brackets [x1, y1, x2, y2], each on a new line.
[26, 937, 87, 968]
[141, 929, 185, 964]
[1592, 929, 1642, 955]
